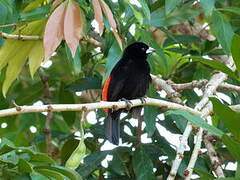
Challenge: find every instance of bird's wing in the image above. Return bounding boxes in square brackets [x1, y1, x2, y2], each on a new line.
[103, 58, 131, 101]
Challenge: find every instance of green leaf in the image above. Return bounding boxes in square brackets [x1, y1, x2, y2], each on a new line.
[29, 41, 44, 78]
[14, 82, 43, 105]
[236, 163, 240, 177]
[108, 147, 130, 176]
[23, 0, 45, 12]
[31, 153, 55, 164]
[60, 139, 79, 164]
[190, 56, 237, 79]
[76, 151, 109, 177]
[212, 10, 234, 54]
[218, 7, 240, 16]
[105, 41, 122, 81]
[149, 7, 200, 27]
[163, 34, 201, 47]
[0, 151, 19, 165]
[65, 124, 86, 170]
[210, 97, 240, 139]
[35, 168, 65, 180]
[2, 41, 35, 96]
[194, 168, 215, 180]
[60, 82, 76, 126]
[66, 77, 102, 92]
[20, 5, 50, 21]
[222, 134, 240, 163]
[124, 0, 143, 24]
[132, 147, 155, 180]
[165, 0, 181, 14]
[0, 0, 13, 14]
[36, 165, 82, 180]
[138, 0, 151, 24]
[144, 105, 158, 137]
[0, 144, 15, 154]
[200, 0, 215, 12]
[231, 34, 240, 74]
[0, 137, 15, 148]
[0, 19, 46, 96]
[30, 172, 49, 180]
[144, 84, 158, 137]
[18, 158, 33, 173]
[166, 110, 224, 137]
[65, 44, 81, 79]
[139, 28, 167, 69]
[215, 178, 240, 180]
[0, 3, 9, 26]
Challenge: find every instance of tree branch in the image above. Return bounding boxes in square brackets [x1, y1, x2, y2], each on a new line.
[203, 131, 225, 177]
[135, 115, 144, 146]
[0, 31, 42, 40]
[0, 23, 17, 28]
[0, 31, 102, 47]
[172, 80, 240, 92]
[40, 72, 54, 157]
[0, 98, 201, 118]
[184, 55, 236, 179]
[151, 74, 183, 105]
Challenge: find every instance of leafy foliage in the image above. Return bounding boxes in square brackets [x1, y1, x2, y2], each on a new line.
[0, 0, 240, 179]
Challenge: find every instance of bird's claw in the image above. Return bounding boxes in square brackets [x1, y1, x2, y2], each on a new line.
[120, 98, 133, 111]
[139, 97, 146, 104]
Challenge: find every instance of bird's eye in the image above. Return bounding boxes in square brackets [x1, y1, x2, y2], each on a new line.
[141, 47, 146, 51]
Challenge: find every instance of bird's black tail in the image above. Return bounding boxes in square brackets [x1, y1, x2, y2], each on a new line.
[105, 110, 121, 145]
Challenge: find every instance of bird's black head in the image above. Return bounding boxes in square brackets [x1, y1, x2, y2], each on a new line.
[123, 42, 154, 60]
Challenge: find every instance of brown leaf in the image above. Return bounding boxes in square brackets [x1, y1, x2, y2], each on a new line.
[92, 0, 104, 36]
[43, 2, 66, 60]
[99, 0, 122, 49]
[64, 0, 83, 56]
[99, 0, 116, 30]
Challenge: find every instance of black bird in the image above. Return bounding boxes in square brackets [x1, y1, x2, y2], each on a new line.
[102, 42, 154, 145]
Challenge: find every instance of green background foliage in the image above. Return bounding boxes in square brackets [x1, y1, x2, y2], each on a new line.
[0, 0, 240, 179]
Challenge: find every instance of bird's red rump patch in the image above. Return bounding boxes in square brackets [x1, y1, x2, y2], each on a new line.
[102, 76, 111, 101]
[102, 76, 111, 113]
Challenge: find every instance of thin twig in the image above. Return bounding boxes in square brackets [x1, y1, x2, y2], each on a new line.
[203, 131, 225, 177]
[151, 74, 183, 105]
[40, 72, 54, 157]
[0, 31, 102, 47]
[172, 80, 240, 92]
[0, 23, 17, 28]
[0, 31, 42, 40]
[135, 115, 144, 146]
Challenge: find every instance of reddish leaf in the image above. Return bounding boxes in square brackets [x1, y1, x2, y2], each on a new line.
[92, 0, 104, 35]
[99, 0, 116, 30]
[64, 0, 83, 56]
[44, 2, 66, 60]
[99, 0, 122, 49]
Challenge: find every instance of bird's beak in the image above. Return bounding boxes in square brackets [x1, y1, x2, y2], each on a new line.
[146, 47, 155, 54]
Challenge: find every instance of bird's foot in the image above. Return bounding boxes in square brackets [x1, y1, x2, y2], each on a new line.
[139, 97, 147, 104]
[120, 98, 133, 111]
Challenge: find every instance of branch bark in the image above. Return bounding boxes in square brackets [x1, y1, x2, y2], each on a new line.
[0, 98, 201, 118]
[172, 80, 240, 92]
[0, 31, 42, 40]
[40, 72, 54, 157]
[184, 55, 235, 179]
[0, 31, 102, 47]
